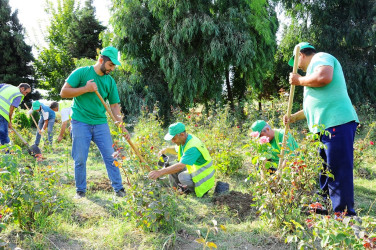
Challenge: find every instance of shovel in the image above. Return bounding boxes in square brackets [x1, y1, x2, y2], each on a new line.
[94, 90, 151, 171]
[24, 103, 42, 134]
[278, 45, 300, 169]
[11, 127, 41, 157]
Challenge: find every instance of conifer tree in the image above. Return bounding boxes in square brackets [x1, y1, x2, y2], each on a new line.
[0, 0, 34, 85]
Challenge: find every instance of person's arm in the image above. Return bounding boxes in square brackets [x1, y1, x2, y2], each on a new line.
[283, 110, 306, 125]
[110, 103, 130, 140]
[8, 105, 15, 129]
[289, 65, 333, 87]
[158, 147, 178, 156]
[60, 80, 97, 98]
[58, 121, 68, 142]
[148, 162, 186, 180]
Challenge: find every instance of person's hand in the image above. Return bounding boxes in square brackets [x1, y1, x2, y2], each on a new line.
[283, 114, 294, 125]
[85, 79, 97, 92]
[57, 135, 63, 142]
[119, 124, 130, 140]
[158, 149, 166, 157]
[39, 128, 45, 135]
[148, 170, 162, 180]
[289, 73, 302, 86]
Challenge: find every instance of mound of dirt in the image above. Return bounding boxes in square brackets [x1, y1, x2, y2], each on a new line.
[213, 191, 254, 220]
[87, 178, 113, 192]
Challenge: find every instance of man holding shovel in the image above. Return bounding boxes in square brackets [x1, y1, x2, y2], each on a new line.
[148, 122, 215, 197]
[285, 42, 359, 215]
[28, 100, 56, 146]
[0, 83, 31, 145]
[60, 46, 129, 199]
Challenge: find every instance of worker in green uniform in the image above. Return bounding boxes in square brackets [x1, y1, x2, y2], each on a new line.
[148, 122, 215, 197]
[251, 120, 298, 165]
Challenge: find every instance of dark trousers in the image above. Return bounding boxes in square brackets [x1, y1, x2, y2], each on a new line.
[319, 121, 357, 215]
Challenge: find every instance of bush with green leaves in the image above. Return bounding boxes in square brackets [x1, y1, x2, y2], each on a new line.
[13, 110, 30, 129]
[0, 145, 64, 231]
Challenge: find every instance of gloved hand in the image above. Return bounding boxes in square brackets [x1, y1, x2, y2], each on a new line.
[39, 128, 45, 135]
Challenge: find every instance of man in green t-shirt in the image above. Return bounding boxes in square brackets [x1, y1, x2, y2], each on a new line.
[286, 42, 359, 215]
[148, 122, 215, 197]
[251, 120, 298, 166]
[60, 46, 130, 199]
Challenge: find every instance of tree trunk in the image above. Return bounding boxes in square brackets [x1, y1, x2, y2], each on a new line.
[258, 101, 262, 111]
[225, 68, 234, 111]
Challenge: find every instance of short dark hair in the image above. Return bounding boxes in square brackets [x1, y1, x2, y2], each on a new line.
[50, 101, 59, 109]
[300, 48, 317, 56]
[101, 55, 111, 63]
[18, 83, 31, 90]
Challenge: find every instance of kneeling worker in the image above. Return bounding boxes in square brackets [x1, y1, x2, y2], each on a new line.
[148, 122, 215, 197]
[251, 120, 298, 166]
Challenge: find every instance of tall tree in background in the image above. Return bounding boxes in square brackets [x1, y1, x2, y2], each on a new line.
[66, 0, 106, 59]
[0, 0, 34, 86]
[111, 0, 177, 122]
[34, 0, 105, 100]
[111, 0, 278, 115]
[277, 0, 376, 104]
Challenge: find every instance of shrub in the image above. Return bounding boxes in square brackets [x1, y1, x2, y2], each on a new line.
[0, 145, 64, 231]
[13, 110, 30, 129]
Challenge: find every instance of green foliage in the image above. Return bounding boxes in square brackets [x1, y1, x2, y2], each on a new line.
[245, 128, 327, 227]
[0, 145, 63, 231]
[9, 125, 34, 148]
[35, 0, 105, 100]
[110, 0, 278, 122]
[13, 111, 30, 129]
[0, 0, 34, 85]
[66, 0, 106, 59]
[34, 47, 76, 100]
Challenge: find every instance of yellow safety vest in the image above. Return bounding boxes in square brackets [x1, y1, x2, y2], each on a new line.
[178, 135, 215, 197]
[0, 84, 24, 122]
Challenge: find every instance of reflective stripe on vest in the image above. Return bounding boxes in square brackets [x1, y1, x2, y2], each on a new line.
[0, 85, 23, 122]
[178, 135, 215, 197]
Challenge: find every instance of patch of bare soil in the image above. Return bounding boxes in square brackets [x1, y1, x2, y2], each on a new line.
[87, 178, 113, 192]
[213, 191, 254, 220]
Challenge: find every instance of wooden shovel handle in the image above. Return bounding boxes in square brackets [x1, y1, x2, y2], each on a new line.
[94, 90, 150, 171]
[24, 103, 42, 134]
[278, 45, 300, 169]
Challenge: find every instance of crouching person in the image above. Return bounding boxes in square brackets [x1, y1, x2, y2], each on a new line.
[148, 122, 215, 197]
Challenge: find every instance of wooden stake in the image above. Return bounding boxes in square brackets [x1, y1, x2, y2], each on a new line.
[278, 45, 300, 169]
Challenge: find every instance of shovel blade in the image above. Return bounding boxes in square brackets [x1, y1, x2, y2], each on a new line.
[29, 144, 42, 157]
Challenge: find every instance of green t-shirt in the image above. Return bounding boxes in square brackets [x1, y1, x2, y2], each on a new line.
[303, 52, 359, 133]
[66, 66, 120, 125]
[178, 134, 207, 166]
[269, 129, 298, 164]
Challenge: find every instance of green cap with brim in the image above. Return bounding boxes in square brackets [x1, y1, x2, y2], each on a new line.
[164, 122, 186, 140]
[101, 46, 121, 66]
[288, 42, 315, 66]
[251, 120, 267, 135]
[32, 100, 41, 111]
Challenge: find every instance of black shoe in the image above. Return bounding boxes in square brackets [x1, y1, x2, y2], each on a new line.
[116, 188, 126, 197]
[75, 191, 85, 199]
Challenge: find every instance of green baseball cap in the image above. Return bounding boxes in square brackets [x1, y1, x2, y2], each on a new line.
[251, 120, 267, 135]
[32, 101, 41, 111]
[288, 42, 315, 66]
[164, 122, 186, 140]
[101, 46, 121, 65]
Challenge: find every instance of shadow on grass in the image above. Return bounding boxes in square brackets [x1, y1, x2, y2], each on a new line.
[354, 184, 376, 216]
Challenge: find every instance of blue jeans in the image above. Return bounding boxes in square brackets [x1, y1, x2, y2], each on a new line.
[35, 117, 55, 146]
[71, 119, 123, 193]
[319, 121, 358, 215]
[0, 115, 10, 145]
